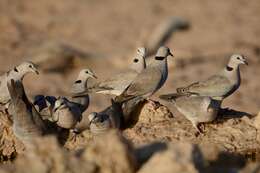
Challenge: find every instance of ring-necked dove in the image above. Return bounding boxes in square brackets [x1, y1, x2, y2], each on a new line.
[115, 46, 173, 103]
[159, 93, 221, 133]
[82, 47, 147, 96]
[52, 97, 82, 129]
[7, 79, 46, 142]
[176, 54, 248, 101]
[88, 99, 123, 134]
[70, 69, 97, 113]
[0, 62, 39, 111]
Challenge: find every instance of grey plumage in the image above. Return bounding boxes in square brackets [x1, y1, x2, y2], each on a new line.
[52, 97, 82, 129]
[115, 46, 173, 103]
[86, 47, 147, 96]
[70, 69, 97, 112]
[0, 62, 39, 108]
[176, 54, 248, 100]
[7, 79, 45, 142]
[159, 93, 221, 132]
[88, 99, 123, 134]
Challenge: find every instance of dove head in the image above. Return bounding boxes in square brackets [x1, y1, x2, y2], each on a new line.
[155, 46, 173, 60]
[14, 62, 39, 79]
[77, 69, 97, 82]
[53, 97, 68, 112]
[228, 54, 248, 69]
[131, 47, 146, 72]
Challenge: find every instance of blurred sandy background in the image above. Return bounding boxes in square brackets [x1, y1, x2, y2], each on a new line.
[0, 0, 259, 116]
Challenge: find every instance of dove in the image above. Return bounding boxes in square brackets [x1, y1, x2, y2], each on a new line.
[115, 46, 173, 103]
[0, 61, 39, 111]
[176, 54, 248, 101]
[33, 95, 57, 120]
[52, 97, 82, 129]
[70, 69, 97, 113]
[88, 99, 123, 134]
[83, 47, 147, 96]
[159, 93, 221, 133]
[7, 79, 46, 142]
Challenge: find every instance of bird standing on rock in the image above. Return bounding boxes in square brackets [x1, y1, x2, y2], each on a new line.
[0, 61, 39, 112]
[70, 68, 97, 113]
[115, 46, 173, 103]
[176, 54, 248, 101]
[88, 99, 123, 134]
[83, 47, 147, 96]
[52, 97, 82, 129]
[159, 93, 221, 133]
[7, 79, 46, 142]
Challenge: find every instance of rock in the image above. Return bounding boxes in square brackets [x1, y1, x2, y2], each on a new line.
[0, 112, 25, 161]
[137, 142, 201, 173]
[137, 100, 173, 124]
[82, 130, 137, 173]
[254, 112, 260, 130]
[0, 136, 97, 173]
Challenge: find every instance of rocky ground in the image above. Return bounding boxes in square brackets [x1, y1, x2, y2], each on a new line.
[0, 0, 260, 172]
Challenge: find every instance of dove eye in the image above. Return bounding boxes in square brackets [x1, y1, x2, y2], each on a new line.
[134, 59, 139, 63]
[237, 57, 240, 60]
[29, 65, 32, 68]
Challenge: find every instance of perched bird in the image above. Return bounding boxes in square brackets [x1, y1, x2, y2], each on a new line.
[176, 54, 248, 101]
[0, 61, 39, 111]
[7, 79, 46, 142]
[52, 97, 82, 129]
[88, 99, 123, 134]
[115, 46, 173, 103]
[70, 68, 97, 113]
[84, 47, 147, 96]
[159, 93, 221, 133]
[33, 95, 57, 120]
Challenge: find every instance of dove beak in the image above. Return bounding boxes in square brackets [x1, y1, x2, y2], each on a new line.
[92, 74, 98, 79]
[34, 69, 39, 75]
[243, 60, 248, 65]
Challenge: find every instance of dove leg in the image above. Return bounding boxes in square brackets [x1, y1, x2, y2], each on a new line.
[147, 98, 160, 109]
[192, 121, 203, 134]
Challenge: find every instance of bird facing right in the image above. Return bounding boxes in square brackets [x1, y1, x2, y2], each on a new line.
[176, 54, 248, 101]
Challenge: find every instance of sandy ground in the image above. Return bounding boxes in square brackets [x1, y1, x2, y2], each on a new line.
[0, 0, 260, 171]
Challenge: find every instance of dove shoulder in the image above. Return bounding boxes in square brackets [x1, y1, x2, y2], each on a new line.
[118, 67, 162, 101]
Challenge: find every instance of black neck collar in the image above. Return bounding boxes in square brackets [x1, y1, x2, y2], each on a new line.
[226, 65, 233, 71]
[155, 56, 165, 60]
[75, 80, 82, 84]
[14, 67, 19, 72]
